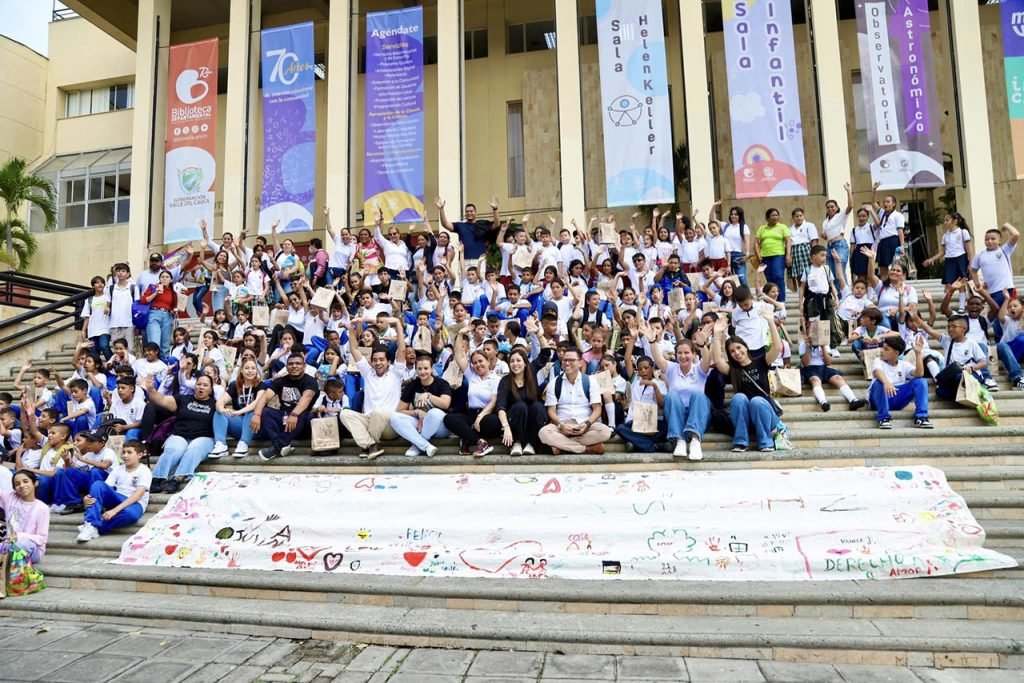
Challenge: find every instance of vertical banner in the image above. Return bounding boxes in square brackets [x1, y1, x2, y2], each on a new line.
[722, 0, 807, 199]
[259, 22, 317, 234]
[1003, 0, 1024, 179]
[595, 0, 675, 207]
[855, 0, 943, 189]
[165, 38, 218, 244]
[364, 7, 424, 224]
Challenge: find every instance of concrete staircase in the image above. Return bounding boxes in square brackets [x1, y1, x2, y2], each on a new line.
[2, 277, 1024, 671]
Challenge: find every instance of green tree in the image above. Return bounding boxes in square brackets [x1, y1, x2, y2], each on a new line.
[0, 157, 56, 272]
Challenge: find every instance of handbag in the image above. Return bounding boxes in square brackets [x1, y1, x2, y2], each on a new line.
[741, 368, 784, 417]
[955, 371, 983, 408]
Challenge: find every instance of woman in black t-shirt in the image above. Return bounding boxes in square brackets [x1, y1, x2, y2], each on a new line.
[145, 374, 218, 494]
[711, 314, 782, 453]
[388, 354, 453, 457]
[496, 347, 550, 456]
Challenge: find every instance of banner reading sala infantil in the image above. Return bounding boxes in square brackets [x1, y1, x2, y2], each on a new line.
[1003, 0, 1024, 179]
[595, 0, 674, 207]
[856, 0, 943, 190]
[165, 38, 218, 245]
[364, 7, 425, 224]
[722, 0, 807, 199]
[259, 22, 316, 235]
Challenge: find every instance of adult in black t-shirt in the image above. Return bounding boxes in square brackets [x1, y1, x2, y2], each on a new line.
[388, 354, 452, 457]
[145, 374, 218, 493]
[711, 314, 782, 453]
[436, 196, 499, 261]
[250, 353, 318, 461]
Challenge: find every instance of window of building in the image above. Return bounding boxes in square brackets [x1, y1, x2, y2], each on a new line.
[507, 20, 557, 54]
[465, 28, 488, 60]
[850, 71, 871, 173]
[28, 148, 132, 231]
[507, 102, 525, 198]
[578, 16, 598, 46]
[64, 83, 135, 118]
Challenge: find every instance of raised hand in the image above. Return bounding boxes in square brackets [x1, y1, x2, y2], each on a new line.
[433, 196, 445, 209]
[489, 196, 499, 210]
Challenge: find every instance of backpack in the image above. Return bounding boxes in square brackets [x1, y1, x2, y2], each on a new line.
[109, 283, 149, 331]
[554, 372, 591, 402]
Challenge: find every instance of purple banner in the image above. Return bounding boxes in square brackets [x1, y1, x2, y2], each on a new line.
[855, 0, 943, 189]
[364, 7, 424, 224]
[1002, 0, 1024, 178]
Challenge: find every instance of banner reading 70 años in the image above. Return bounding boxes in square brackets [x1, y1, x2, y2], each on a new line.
[364, 7, 425, 224]
[855, 0, 944, 189]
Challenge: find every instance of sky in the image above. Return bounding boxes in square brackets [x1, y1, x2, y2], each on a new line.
[0, 0, 67, 56]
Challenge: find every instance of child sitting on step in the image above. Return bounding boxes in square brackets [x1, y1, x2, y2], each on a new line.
[76, 440, 151, 544]
[849, 308, 899, 361]
[798, 327, 865, 413]
[867, 336, 933, 430]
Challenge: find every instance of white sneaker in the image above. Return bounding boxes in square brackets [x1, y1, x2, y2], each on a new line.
[404, 446, 421, 457]
[523, 443, 536, 455]
[280, 445, 296, 457]
[510, 442, 524, 456]
[673, 439, 688, 458]
[425, 443, 438, 458]
[50, 504, 67, 515]
[688, 439, 704, 461]
[829, 348, 841, 359]
[984, 378, 999, 391]
[76, 523, 100, 543]
[233, 442, 249, 457]
[208, 441, 228, 459]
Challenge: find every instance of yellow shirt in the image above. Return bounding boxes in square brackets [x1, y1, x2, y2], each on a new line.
[756, 223, 791, 258]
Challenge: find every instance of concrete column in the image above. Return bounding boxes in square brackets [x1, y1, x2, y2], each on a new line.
[808, 0, 851, 201]
[128, 0, 171, 266]
[554, 0, 585, 222]
[326, 0, 352, 230]
[436, 0, 464, 211]
[678, 0, 715, 212]
[948, 1, 998, 237]
[222, 0, 261, 237]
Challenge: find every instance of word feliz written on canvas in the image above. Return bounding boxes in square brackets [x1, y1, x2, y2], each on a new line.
[113, 467, 1016, 581]
[607, 12, 660, 156]
[733, 0, 791, 144]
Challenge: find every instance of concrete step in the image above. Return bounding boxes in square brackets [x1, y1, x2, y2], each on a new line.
[4, 588, 1024, 661]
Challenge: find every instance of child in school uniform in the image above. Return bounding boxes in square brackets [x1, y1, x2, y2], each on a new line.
[76, 440, 151, 543]
[867, 336, 933, 430]
[798, 327, 866, 412]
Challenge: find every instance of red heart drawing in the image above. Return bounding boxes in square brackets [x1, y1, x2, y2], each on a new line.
[404, 551, 427, 567]
[272, 551, 286, 562]
[164, 544, 178, 555]
[542, 478, 561, 494]
[355, 477, 375, 490]
[458, 541, 543, 574]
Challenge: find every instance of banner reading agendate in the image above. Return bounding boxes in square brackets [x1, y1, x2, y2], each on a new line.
[855, 0, 943, 189]
[165, 38, 218, 244]
[364, 7, 424, 224]
[595, 0, 674, 207]
[259, 22, 317, 235]
[1003, 0, 1024, 179]
[722, 0, 807, 198]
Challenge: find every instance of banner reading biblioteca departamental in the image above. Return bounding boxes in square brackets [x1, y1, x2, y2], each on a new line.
[364, 7, 424, 224]
[595, 0, 674, 207]
[259, 22, 316, 235]
[722, 0, 807, 198]
[165, 38, 218, 245]
[1003, 0, 1024, 179]
[855, 0, 943, 189]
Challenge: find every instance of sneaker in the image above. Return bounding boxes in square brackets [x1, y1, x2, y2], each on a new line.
[424, 443, 438, 458]
[208, 441, 228, 459]
[688, 439, 704, 461]
[404, 446, 421, 457]
[259, 446, 282, 461]
[849, 398, 867, 411]
[150, 478, 165, 492]
[584, 443, 605, 455]
[878, 418, 893, 430]
[1015, 378, 1024, 391]
[829, 348, 841, 359]
[459, 441, 472, 456]
[731, 445, 748, 453]
[820, 401, 831, 413]
[759, 445, 776, 453]
[523, 443, 536, 455]
[984, 378, 999, 392]
[358, 448, 369, 458]
[510, 442, 523, 456]
[76, 523, 100, 543]
[957, 307, 966, 315]
[473, 440, 494, 458]
[50, 504, 68, 515]
[163, 478, 180, 494]
[673, 439, 688, 458]
[233, 442, 249, 457]
[367, 443, 386, 460]
[914, 417, 934, 429]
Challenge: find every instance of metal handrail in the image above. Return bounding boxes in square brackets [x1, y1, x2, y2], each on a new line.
[0, 309, 78, 347]
[0, 289, 89, 332]
[0, 320, 76, 358]
[0, 271, 90, 360]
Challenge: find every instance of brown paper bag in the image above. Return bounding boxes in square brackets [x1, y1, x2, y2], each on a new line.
[251, 304, 270, 327]
[668, 287, 686, 312]
[956, 371, 983, 408]
[590, 370, 615, 395]
[176, 292, 188, 313]
[512, 246, 535, 270]
[901, 350, 917, 371]
[770, 368, 802, 397]
[270, 308, 290, 329]
[809, 320, 831, 347]
[412, 326, 433, 352]
[862, 347, 883, 379]
[442, 358, 464, 388]
[106, 435, 125, 459]
[632, 400, 659, 433]
[596, 280, 613, 300]
[685, 272, 703, 291]
[989, 344, 1000, 376]
[721, 275, 740, 289]
[389, 279, 409, 302]
[310, 416, 341, 452]
[311, 287, 336, 310]
[599, 222, 617, 245]
[701, 301, 720, 314]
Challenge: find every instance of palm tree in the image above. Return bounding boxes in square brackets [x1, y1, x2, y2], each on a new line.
[0, 157, 57, 272]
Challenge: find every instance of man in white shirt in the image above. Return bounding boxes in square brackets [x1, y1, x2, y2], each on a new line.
[339, 321, 406, 459]
[538, 348, 613, 454]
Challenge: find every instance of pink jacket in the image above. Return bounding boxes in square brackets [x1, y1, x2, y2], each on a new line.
[0, 491, 50, 557]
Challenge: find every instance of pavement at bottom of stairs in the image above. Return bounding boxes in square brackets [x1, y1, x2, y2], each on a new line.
[0, 618, 1020, 682]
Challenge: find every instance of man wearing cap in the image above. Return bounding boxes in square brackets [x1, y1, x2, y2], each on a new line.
[137, 251, 184, 293]
[49, 430, 120, 515]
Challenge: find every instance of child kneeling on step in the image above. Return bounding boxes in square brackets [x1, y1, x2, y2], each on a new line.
[867, 336, 933, 430]
[76, 440, 151, 543]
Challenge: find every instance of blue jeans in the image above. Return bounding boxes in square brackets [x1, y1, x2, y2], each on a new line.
[84, 480, 144, 534]
[152, 435, 214, 479]
[730, 251, 748, 286]
[990, 289, 1018, 343]
[36, 473, 55, 505]
[52, 467, 108, 506]
[146, 308, 174, 358]
[762, 255, 787, 302]
[664, 392, 711, 442]
[211, 286, 227, 315]
[91, 333, 112, 361]
[616, 420, 668, 453]
[327, 267, 346, 286]
[868, 378, 929, 421]
[827, 239, 850, 292]
[389, 409, 450, 452]
[729, 394, 779, 449]
[192, 284, 210, 316]
[213, 412, 256, 445]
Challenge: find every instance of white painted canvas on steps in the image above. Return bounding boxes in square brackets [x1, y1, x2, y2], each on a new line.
[113, 466, 1017, 581]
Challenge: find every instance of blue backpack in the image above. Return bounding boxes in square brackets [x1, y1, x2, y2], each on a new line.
[109, 283, 150, 331]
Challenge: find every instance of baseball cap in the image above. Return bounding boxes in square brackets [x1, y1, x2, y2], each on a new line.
[78, 429, 107, 443]
[149, 252, 163, 262]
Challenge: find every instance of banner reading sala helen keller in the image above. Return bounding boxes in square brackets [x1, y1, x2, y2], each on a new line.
[1003, 0, 1024, 179]
[364, 7, 424, 224]
[165, 38, 218, 244]
[595, 0, 674, 207]
[259, 22, 316, 235]
[722, 0, 807, 198]
[856, 0, 943, 189]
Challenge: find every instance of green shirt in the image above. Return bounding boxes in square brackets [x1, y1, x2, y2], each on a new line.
[756, 223, 791, 258]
